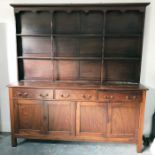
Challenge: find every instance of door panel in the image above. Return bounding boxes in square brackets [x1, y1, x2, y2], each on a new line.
[109, 102, 139, 137]
[76, 102, 107, 137]
[14, 99, 43, 133]
[48, 101, 75, 136]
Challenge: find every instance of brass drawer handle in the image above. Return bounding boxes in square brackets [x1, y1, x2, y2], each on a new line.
[103, 96, 108, 99]
[126, 96, 129, 100]
[23, 92, 28, 97]
[83, 94, 91, 100]
[126, 95, 137, 100]
[17, 92, 22, 97]
[17, 92, 28, 97]
[103, 96, 114, 99]
[110, 96, 114, 99]
[61, 93, 70, 98]
[40, 94, 49, 98]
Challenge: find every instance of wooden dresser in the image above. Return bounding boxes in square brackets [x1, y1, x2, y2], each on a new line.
[8, 3, 149, 153]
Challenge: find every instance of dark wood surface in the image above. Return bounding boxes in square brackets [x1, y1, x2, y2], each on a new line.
[8, 81, 148, 90]
[8, 3, 149, 153]
[10, 3, 150, 7]
[13, 3, 148, 83]
[9, 86, 147, 153]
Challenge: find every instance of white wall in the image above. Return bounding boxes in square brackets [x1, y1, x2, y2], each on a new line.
[0, 0, 16, 131]
[0, 0, 155, 135]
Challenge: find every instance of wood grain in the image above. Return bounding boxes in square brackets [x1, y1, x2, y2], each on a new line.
[137, 91, 147, 153]
[8, 4, 149, 153]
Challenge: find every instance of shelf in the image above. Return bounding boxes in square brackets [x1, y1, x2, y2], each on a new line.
[17, 56, 102, 60]
[53, 57, 102, 60]
[102, 81, 139, 85]
[105, 34, 141, 38]
[104, 57, 141, 60]
[16, 34, 51, 37]
[53, 80, 101, 84]
[52, 34, 103, 37]
[18, 56, 140, 61]
[18, 56, 51, 60]
[16, 33, 141, 38]
[16, 33, 103, 37]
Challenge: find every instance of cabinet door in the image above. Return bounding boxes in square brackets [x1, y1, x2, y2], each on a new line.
[14, 99, 43, 134]
[47, 101, 75, 136]
[108, 102, 139, 138]
[76, 102, 108, 137]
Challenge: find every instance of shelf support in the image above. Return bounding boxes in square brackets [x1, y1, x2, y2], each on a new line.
[101, 11, 106, 85]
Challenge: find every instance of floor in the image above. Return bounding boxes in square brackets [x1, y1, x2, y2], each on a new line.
[0, 134, 152, 155]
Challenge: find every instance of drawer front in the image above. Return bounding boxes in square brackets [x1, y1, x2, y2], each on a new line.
[98, 91, 142, 102]
[55, 89, 97, 101]
[13, 88, 53, 99]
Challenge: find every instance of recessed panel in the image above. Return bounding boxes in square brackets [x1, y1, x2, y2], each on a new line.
[111, 102, 137, 136]
[54, 11, 79, 33]
[18, 104, 42, 130]
[48, 102, 72, 131]
[80, 11, 104, 34]
[56, 60, 79, 80]
[20, 12, 51, 34]
[106, 11, 143, 34]
[105, 60, 140, 82]
[80, 61, 101, 81]
[79, 37, 102, 57]
[19, 37, 51, 57]
[22, 60, 53, 80]
[80, 103, 107, 133]
[104, 37, 140, 57]
[55, 37, 77, 57]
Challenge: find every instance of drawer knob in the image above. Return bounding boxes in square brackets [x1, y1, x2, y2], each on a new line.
[83, 94, 91, 100]
[61, 93, 70, 98]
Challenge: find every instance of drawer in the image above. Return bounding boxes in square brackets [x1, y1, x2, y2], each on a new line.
[13, 88, 53, 99]
[55, 89, 97, 101]
[98, 91, 142, 102]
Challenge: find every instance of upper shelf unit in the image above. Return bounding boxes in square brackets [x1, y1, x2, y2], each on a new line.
[12, 3, 149, 83]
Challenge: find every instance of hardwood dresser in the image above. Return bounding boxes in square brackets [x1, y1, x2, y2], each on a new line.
[8, 3, 149, 153]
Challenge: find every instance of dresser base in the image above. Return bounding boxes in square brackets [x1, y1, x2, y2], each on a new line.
[8, 82, 147, 153]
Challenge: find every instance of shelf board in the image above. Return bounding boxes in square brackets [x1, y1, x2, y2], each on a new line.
[16, 33, 103, 37]
[52, 34, 103, 37]
[53, 80, 101, 84]
[18, 56, 140, 61]
[53, 57, 102, 60]
[16, 33, 141, 38]
[17, 56, 102, 60]
[102, 81, 139, 85]
[104, 57, 141, 60]
[18, 56, 51, 60]
[16, 34, 51, 37]
[105, 34, 141, 37]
